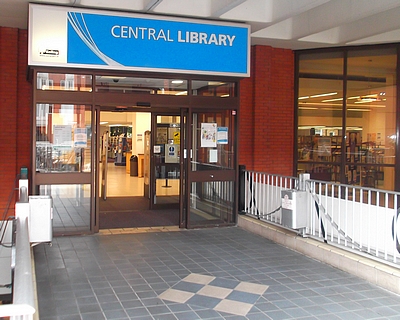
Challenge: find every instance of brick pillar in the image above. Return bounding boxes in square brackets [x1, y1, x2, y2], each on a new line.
[239, 45, 294, 176]
[0, 27, 32, 217]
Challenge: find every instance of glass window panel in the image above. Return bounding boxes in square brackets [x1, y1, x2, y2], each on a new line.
[297, 52, 344, 181]
[35, 104, 92, 173]
[37, 73, 92, 92]
[95, 76, 187, 95]
[299, 51, 344, 75]
[39, 184, 90, 234]
[192, 80, 236, 97]
[192, 110, 235, 171]
[190, 180, 234, 226]
[346, 48, 396, 190]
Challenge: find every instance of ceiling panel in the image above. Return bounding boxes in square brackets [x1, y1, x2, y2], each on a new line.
[1, 0, 400, 49]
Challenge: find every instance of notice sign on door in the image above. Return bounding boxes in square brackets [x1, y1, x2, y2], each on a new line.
[74, 128, 87, 148]
[165, 144, 179, 163]
[53, 125, 72, 149]
[201, 123, 217, 147]
[217, 127, 228, 144]
[173, 131, 180, 144]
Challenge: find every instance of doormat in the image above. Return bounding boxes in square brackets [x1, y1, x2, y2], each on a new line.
[99, 209, 178, 229]
[100, 196, 149, 212]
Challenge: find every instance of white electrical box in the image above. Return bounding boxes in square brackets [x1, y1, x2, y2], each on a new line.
[29, 195, 53, 243]
[281, 190, 308, 229]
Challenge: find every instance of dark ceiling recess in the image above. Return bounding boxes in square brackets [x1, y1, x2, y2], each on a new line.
[137, 102, 151, 107]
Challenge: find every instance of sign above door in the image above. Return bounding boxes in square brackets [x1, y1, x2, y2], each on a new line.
[28, 4, 250, 77]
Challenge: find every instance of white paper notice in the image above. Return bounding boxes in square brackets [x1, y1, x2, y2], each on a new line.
[53, 125, 72, 148]
[201, 123, 217, 147]
[209, 149, 218, 163]
[154, 145, 161, 153]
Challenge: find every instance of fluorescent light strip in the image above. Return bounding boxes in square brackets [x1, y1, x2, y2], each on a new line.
[310, 92, 337, 98]
[298, 96, 310, 100]
[299, 102, 386, 108]
[348, 108, 371, 112]
[322, 98, 343, 102]
[175, 91, 187, 96]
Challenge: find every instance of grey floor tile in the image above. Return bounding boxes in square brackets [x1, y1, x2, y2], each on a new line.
[34, 228, 400, 320]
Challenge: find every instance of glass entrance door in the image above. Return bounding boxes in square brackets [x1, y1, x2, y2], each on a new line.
[151, 113, 181, 208]
[187, 110, 237, 227]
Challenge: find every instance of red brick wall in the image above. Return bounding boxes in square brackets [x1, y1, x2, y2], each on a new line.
[239, 45, 294, 176]
[0, 27, 32, 217]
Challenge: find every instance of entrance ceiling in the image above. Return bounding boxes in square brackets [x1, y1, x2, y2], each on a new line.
[2, 0, 400, 50]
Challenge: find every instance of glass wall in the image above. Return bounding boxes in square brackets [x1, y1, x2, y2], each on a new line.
[39, 184, 91, 234]
[297, 52, 344, 182]
[297, 47, 397, 190]
[36, 104, 92, 173]
[37, 72, 92, 91]
[95, 76, 188, 95]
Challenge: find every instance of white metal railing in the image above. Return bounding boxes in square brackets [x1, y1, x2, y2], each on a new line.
[307, 179, 400, 264]
[244, 171, 298, 224]
[243, 170, 400, 265]
[0, 216, 36, 320]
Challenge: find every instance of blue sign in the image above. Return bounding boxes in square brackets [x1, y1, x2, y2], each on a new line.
[66, 11, 249, 76]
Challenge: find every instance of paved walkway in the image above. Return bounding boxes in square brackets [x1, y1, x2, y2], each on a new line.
[34, 227, 400, 319]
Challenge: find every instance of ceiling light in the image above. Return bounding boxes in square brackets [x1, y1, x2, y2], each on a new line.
[322, 98, 343, 102]
[100, 122, 108, 125]
[298, 96, 310, 100]
[175, 91, 187, 96]
[347, 108, 371, 112]
[299, 107, 318, 110]
[299, 125, 325, 129]
[171, 80, 183, 84]
[310, 92, 337, 98]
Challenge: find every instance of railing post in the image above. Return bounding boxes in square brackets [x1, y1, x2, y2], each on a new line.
[238, 165, 246, 215]
[298, 173, 310, 191]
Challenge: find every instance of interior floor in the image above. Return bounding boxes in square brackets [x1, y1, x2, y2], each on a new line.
[52, 163, 180, 235]
[103, 163, 179, 198]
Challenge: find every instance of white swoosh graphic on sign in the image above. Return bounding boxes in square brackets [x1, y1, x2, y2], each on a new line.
[67, 12, 121, 66]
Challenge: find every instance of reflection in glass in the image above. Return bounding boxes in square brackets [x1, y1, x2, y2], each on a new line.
[190, 181, 234, 226]
[37, 73, 92, 91]
[35, 104, 91, 173]
[297, 52, 344, 182]
[346, 48, 396, 190]
[39, 184, 90, 234]
[192, 80, 236, 97]
[297, 48, 397, 190]
[95, 76, 188, 95]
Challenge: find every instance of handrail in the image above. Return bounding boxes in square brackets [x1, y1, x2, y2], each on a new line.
[243, 169, 400, 265]
[0, 216, 36, 319]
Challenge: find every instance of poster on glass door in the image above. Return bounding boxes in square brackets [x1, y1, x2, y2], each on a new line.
[201, 123, 217, 147]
